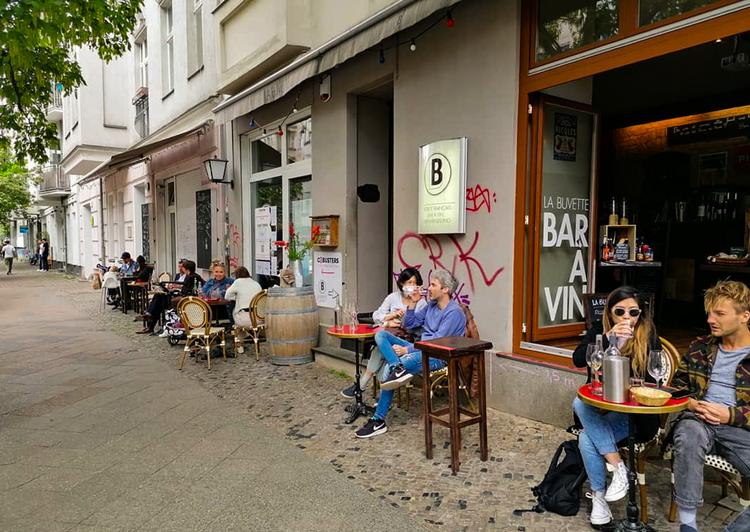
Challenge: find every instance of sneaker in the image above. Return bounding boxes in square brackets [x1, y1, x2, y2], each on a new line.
[679, 525, 698, 532]
[158, 329, 170, 338]
[379, 364, 414, 390]
[604, 463, 629, 502]
[340, 384, 357, 399]
[355, 418, 387, 439]
[586, 492, 612, 527]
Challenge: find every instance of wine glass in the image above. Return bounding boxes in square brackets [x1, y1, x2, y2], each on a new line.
[590, 344, 604, 396]
[648, 349, 668, 389]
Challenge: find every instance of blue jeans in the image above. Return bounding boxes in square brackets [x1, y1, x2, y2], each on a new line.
[572, 397, 629, 492]
[372, 330, 446, 420]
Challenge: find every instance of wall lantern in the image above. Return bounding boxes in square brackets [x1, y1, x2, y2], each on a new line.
[203, 156, 232, 189]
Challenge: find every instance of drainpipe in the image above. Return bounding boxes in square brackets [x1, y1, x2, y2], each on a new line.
[61, 198, 68, 272]
[98, 176, 106, 262]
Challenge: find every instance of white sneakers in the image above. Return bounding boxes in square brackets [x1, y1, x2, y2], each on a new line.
[605, 462, 629, 502]
[586, 491, 612, 526]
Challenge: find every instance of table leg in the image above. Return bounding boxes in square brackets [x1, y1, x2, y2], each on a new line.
[448, 358, 461, 475]
[422, 352, 433, 460]
[344, 338, 372, 424]
[615, 414, 653, 531]
[478, 352, 488, 462]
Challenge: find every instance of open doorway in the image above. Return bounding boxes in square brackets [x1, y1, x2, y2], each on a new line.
[356, 81, 394, 313]
[525, 33, 750, 357]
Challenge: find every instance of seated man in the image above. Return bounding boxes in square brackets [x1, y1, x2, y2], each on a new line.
[671, 280, 750, 532]
[139, 260, 201, 334]
[119, 252, 137, 276]
[355, 269, 466, 439]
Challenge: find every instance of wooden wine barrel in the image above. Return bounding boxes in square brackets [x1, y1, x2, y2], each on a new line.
[266, 286, 319, 365]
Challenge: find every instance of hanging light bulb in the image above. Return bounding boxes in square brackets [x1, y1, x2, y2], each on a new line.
[446, 11, 455, 28]
[378, 48, 385, 64]
[262, 128, 267, 135]
[249, 117, 258, 128]
[277, 126, 284, 137]
[410, 39, 416, 52]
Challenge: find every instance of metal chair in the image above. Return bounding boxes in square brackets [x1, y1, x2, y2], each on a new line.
[233, 290, 267, 360]
[176, 297, 226, 370]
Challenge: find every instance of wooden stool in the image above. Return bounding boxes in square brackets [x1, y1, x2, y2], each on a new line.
[415, 336, 492, 475]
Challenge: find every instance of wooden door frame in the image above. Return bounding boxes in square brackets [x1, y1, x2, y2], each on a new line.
[512, 2, 750, 362]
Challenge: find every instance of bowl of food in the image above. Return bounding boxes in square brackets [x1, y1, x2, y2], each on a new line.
[631, 386, 671, 407]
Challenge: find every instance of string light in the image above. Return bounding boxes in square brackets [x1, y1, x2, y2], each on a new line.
[375, 8, 455, 64]
[277, 125, 284, 137]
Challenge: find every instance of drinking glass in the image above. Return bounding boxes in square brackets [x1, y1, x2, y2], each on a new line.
[590, 345, 604, 396]
[348, 303, 358, 332]
[648, 349, 668, 389]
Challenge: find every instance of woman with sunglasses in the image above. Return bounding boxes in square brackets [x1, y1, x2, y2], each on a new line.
[572, 286, 662, 528]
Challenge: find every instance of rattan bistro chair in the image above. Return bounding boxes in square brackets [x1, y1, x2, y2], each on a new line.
[176, 297, 226, 370]
[233, 290, 267, 360]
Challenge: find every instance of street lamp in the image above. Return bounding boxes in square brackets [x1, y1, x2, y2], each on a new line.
[203, 156, 232, 188]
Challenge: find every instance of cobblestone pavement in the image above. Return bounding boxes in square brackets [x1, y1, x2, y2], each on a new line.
[2, 264, 740, 531]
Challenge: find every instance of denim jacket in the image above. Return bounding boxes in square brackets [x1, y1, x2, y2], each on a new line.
[672, 336, 750, 430]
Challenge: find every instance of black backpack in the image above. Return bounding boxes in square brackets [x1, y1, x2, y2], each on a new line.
[515, 440, 587, 517]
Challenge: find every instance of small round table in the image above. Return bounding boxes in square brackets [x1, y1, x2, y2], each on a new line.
[577, 384, 689, 531]
[327, 325, 379, 424]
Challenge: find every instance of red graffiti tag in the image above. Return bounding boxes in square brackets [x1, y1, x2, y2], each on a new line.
[466, 185, 497, 213]
[397, 231, 504, 293]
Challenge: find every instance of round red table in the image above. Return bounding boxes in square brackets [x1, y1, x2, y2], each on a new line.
[577, 384, 689, 531]
[327, 325, 380, 424]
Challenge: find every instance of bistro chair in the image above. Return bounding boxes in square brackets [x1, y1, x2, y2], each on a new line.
[233, 290, 267, 360]
[176, 297, 226, 370]
[99, 275, 121, 313]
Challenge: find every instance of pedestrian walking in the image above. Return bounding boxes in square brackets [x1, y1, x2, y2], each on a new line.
[2, 239, 17, 275]
[39, 238, 49, 271]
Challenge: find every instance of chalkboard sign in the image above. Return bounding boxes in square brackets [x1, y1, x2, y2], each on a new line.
[141, 203, 150, 261]
[196, 190, 212, 269]
[614, 243, 630, 262]
[583, 293, 608, 331]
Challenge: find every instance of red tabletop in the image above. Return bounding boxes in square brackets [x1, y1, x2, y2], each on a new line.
[577, 384, 689, 415]
[201, 297, 230, 306]
[326, 324, 380, 339]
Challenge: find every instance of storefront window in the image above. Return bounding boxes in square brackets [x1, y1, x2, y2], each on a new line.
[536, 103, 594, 331]
[638, 0, 720, 26]
[287, 118, 312, 164]
[289, 175, 313, 285]
[536, 0, 619, 61]
[251, 134, 282, 173]
[251, 177, 283, 279]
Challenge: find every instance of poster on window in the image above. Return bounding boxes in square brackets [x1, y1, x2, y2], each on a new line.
[254, 206, 272, 276]
[553, 112, 577, 162]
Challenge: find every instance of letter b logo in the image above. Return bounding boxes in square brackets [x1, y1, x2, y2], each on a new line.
[423, 153, 451, 195]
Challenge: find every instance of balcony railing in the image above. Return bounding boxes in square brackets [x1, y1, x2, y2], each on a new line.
[46, 86, 63, 122]
[39, 164, 69, 194]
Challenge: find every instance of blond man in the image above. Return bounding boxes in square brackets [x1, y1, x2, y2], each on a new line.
[671, 280, 750, 532]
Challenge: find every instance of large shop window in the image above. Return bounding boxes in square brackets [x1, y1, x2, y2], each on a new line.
[536, 0, 619, 61]
[245, 113, 313, 286]
[529, 99, 596, 341]
[638, 0, 720, 26]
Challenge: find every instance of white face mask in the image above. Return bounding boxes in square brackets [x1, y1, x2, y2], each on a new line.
[402, 285, 417, 295]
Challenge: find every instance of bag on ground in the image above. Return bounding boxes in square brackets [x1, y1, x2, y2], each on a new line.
[518, 439, 587, 517]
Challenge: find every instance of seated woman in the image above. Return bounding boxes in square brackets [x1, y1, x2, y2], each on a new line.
[225, 266, 263, 348]
[201, 263, 234, 299]
[102, 265, 121, 306]
[138, 260, 203, 334]
[572, 286, 661, 528]
[340, 267, 427, 398]
[133, 255, 153, 283]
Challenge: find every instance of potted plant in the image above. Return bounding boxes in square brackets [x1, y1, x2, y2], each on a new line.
[274, 224, 320, 287]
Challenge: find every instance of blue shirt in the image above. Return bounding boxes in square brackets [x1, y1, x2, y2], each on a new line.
[119, 261, 137, 276]
[403, 298, 466, 341]
[201, 277, 234, 299]
[703, 345, 750, 407]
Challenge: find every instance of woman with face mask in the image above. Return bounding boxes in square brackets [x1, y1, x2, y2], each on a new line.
[340, 267, 427, 399]
[572, 286, 662, 528]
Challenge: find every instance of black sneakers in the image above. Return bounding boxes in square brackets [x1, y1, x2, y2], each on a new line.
[379, 364, 414, 390]
[340, 384, 357, 399]
[355, 418, 387, 439]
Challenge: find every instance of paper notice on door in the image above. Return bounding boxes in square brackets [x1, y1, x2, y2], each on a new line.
[256, 260, 271, 275]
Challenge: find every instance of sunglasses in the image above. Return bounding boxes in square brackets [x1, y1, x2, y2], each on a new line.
[613, 308, 641, 317]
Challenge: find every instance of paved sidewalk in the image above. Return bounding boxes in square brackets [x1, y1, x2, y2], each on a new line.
[0, 262, 739, 530]
[0, 263, 422, 531]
